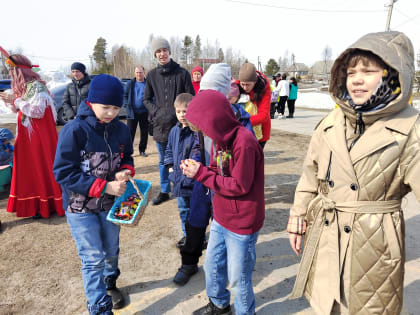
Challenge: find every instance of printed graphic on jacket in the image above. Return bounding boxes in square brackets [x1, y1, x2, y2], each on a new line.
[67, 151, 121, 213]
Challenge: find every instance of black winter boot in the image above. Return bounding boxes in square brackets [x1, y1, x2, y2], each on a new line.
[105, 276, 124, 310]
[192, 300, 232, 315]
[173, 264, 198, 285]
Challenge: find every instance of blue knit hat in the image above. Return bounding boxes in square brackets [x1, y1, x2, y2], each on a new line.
[71, 62, 86, 74]
[87, 74, 124, 107]
[0, 128, 14, 142]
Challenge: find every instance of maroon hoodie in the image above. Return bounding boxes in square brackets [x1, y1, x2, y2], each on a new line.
[186, 90, 265, 235]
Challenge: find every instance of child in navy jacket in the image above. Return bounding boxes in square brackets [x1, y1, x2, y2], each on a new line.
[164, 93, 196, 247]
[53, 75, 134, 315]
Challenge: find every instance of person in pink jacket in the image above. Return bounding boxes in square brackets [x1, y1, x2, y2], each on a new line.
[182, 90, 265, 315]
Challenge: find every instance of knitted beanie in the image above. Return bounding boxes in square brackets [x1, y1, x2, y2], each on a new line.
[87, 74, 124, 107]
[199, 63, 231, 96]
[151, 37, 171, 56]
[239, 63, 257, 82]
[192, 66, 204, 76]
[71, 62, 86, 74]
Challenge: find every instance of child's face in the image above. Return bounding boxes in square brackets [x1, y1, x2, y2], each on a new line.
[175, 104, 188, 127]
[192, 72, 202, 82]
[346, 60, 384, 105]
[228, 95, 239, 104]
[90, 103, 121, 123]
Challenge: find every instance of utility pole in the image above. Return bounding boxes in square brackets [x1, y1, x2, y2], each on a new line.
[385, 0, 397, 31]
[257, 56, 262, 72]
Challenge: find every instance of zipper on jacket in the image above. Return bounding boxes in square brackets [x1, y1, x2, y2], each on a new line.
[101, 125, 113, 210]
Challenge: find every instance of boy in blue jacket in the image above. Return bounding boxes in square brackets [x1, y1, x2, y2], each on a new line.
[164, 93, 196, 249]
[53, 74, 134, 315]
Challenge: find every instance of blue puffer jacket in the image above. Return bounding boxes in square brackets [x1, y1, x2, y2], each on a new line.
[53, 100, 134, 212]
[164, 123, 195, 197]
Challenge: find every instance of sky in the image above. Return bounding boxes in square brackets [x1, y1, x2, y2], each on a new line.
[1, 0, 419, 73]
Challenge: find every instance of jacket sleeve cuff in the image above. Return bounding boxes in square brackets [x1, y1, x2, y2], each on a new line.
[88, 178, 107, 198]
[120, 164, 135, 176]
[287, 216, 307, 235]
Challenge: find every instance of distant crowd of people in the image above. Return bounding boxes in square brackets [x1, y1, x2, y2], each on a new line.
[0, 30, 419, 315]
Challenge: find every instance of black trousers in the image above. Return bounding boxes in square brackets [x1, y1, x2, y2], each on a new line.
[287, 99, 296, 116]
[278, 96, 288, 115]
[181, 221, 208, 265]
[127, 112, 149, 153]
[270, 102, 277, 119]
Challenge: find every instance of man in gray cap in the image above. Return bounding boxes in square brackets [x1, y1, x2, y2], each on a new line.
[62, 62, 91, 122]
[143, 37, 195, 205]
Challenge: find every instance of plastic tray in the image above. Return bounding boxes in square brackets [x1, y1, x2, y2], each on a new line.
[107, 179, 152, 226]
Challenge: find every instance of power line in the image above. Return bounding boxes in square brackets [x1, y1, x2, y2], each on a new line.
[26, 54, 90, 62]
[393, 8, 420, 28]
[225, 0, 384, 13]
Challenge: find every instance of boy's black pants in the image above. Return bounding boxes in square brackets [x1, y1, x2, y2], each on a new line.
[180, 221, 207, 265]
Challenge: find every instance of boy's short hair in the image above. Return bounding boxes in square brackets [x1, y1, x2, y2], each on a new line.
[174, 93, 193, 108]
[330, 49, 388, 98]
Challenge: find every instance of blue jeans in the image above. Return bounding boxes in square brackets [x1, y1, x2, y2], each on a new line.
[205, 220, 259, 315]
[66, 211, 120, 314]
[177, 196, 190, 236]
[156, 141, 171, 193]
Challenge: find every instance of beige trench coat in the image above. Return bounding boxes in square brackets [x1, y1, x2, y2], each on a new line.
[289, 31, 420, 314]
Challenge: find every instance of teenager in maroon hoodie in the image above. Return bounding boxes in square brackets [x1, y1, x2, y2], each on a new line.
[182, 90, 265, 315]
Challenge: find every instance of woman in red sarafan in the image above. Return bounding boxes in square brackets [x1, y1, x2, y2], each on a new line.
[0, 52, 64, 218]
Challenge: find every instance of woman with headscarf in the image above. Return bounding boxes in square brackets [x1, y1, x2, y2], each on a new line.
[0, 52, 64, 218]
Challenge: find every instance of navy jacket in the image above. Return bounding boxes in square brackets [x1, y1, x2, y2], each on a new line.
[53, 100, 134, 213]
[123, 78, 148, 119]
[164, 123, 195, 197]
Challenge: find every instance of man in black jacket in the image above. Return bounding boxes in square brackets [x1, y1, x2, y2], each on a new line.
[62, 62, 91, 120]
[143, 37, 195, 205]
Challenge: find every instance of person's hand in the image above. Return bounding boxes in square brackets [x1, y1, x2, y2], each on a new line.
[0, 92, 15, 104]
[181, 159, 201, 178]
[105, 180, 127, 196]
[115, 169, 131, 181]
[289, 233, 303, 255]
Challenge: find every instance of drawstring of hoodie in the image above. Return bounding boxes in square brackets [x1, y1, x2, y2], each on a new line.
[349, 112, 365, 151]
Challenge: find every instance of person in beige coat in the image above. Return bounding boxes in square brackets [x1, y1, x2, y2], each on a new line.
[287, 31, 420, 314]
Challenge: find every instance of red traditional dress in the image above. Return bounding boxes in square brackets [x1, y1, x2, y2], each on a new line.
[6, 80, 64, 218]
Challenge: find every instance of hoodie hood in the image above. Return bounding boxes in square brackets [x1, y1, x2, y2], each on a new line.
[329, 31, 414, 125]
[199, 63, 231, 96]
[185, 90, 241, 146]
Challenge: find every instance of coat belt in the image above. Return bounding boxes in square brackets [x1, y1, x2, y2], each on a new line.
[289, 195, 402, 300]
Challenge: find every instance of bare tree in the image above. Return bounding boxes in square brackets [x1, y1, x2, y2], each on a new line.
[322, 45, 332, 82]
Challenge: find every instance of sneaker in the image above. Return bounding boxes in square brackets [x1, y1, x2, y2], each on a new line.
[173, 264, 198, 285]
[176, 236, 186, 248]
[192, 300, 232, 315]
[106, 287, 125, 309]
[277, 114, 284, 120]
[139, 151, 148, 157]
[152, 192, 170, 205]
[286, 115, 294, 118]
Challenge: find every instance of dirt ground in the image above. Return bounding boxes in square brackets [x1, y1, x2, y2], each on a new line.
[0, 122, 310, 315]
